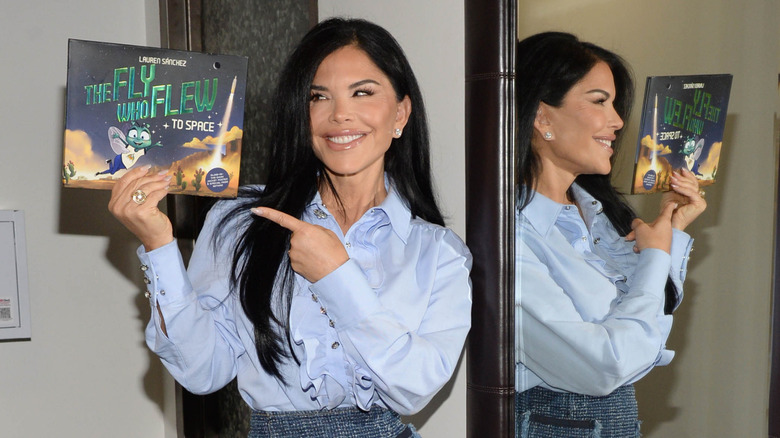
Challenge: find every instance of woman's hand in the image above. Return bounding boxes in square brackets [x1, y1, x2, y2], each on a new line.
[108, 165, 174, 251]
[662, 168, 707, 231]
[625, 201, 676, 254]
[252, 207, 349, 283]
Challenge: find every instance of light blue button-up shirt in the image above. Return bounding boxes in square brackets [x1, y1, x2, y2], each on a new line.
[515, 184, 692, 396]
[139, 184, 472, 415]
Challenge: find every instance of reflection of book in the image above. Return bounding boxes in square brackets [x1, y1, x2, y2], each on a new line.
[62, 39, 248, 198]
[631, 74, 732, 194]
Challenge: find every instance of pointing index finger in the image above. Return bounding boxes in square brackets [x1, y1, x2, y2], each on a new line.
[252, 207, 305, 232]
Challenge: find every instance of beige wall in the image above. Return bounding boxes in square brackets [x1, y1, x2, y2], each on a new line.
[0, 0, 175, 437]
[519, 0, 779, 436]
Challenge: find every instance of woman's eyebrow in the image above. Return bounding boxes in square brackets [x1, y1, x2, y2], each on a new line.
[586, 88, 611, 98]
[310, 79, 382, 92]
[348, 79, 381, 89]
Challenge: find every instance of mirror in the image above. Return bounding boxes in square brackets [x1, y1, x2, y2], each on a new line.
[466, 1, 776, 437]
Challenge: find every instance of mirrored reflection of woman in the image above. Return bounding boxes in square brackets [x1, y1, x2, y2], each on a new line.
[514, 32, 706, 437]
[109, 18, 472, 438]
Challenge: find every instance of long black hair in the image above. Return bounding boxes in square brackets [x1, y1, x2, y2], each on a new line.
[515, 32, 678, 314]
[214, 18, 444, 380]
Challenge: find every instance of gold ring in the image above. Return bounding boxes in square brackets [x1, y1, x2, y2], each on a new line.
[132, 189, 147, 205]
[698, 189, 706, 198]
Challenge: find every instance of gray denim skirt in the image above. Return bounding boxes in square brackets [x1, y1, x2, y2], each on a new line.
[248, 405, 420, 438]
[515, 385, 640, 438]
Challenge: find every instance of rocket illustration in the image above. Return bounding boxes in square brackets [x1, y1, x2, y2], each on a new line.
[211, 76, 238, 157]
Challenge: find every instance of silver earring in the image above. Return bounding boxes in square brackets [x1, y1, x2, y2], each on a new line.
[394, 128, 402, 137]
[543, 131, 553, 140]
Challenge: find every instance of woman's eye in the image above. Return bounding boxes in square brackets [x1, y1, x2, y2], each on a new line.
[310, 93, 326, 102]
[354, 88, 374, 97]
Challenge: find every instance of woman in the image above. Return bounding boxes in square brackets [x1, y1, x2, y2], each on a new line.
[513, 32, 706, 436]
[109, 18, 471, 438]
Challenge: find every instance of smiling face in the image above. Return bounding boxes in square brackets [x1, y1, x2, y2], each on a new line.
[534, 61, 624, 185]
[126, 124, 152, 149]
[309, 45, 411, 182]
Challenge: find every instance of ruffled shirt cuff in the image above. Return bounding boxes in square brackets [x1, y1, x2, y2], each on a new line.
[670, 229, 694, 283]
[629, 247, 672, 299]
[137, 240, 194, 344]
[137, 240, 190, 304]
[668, 229, 694, 310]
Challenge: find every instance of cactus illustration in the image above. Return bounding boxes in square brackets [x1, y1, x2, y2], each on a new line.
[192, 168, 205, 192]
[658, 169, 670, 191]
[62, 161, 76, 184]
[175, 166, 187, 190]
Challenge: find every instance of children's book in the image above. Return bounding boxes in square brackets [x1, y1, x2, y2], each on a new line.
[62, 39, 248, 198]
[631, 74, 732, 194]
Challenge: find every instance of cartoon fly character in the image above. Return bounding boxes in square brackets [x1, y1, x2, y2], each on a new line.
[96, 122, 163, 176]
[682, 136, 705, 176]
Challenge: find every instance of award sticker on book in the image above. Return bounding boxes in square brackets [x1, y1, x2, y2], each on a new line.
[62, 39, 248, 198]
[631, 74, 732, 194]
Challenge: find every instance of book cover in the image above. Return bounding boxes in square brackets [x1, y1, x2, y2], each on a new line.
[62, 39, 248, 198]
[631, 74, 732, 194]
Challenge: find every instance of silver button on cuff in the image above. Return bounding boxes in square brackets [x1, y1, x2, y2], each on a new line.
[331, 342, 340, 349]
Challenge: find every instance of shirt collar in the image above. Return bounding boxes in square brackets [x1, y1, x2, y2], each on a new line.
[569, 184, 603, 227]
[520, 189, 565, 237]
[375, 183, 412, 243]
[520, 183, 599, 236]
[307, 175, 412, 242]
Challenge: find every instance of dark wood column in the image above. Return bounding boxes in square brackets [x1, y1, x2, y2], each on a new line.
[465, 0, 516, 437]
[770, 129, 780, 437]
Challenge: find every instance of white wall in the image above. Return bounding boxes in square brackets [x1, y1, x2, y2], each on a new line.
[519, 0, 779, 436]
[317, 2, 467, 437]
[0, 0, 172, 436]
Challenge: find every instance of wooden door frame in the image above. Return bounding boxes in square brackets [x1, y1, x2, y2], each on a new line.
[464, 0, 516, 437]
